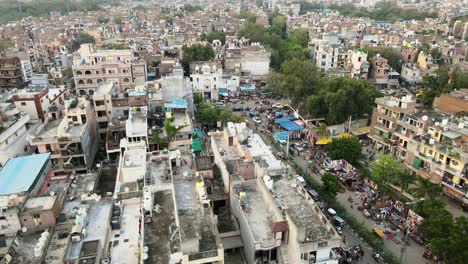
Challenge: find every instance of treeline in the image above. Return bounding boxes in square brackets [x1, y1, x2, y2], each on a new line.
[238, 11, 309, 69]
[0, 0, 101, 24]
[297, 1, 437, 21]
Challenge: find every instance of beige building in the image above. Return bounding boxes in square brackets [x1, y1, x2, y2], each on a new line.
[72, 44, 147, 96]
[29, 97, 98, 175]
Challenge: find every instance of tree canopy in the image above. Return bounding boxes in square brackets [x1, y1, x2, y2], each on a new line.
[194, 94, 244, 128]
[201, 31, 227, 45]
[72, 33, 96, 50]
[326, 137, 363, 165]
[321, 172, 342, 203]
[181, 44, 215, 75]
[0, 0, 101, 24]
[362, 46, 403, 73]
[297, 1, 437, 21]
[420, 66, 468, 107]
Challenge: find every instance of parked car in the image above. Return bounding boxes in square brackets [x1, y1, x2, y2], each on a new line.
[232, 106, 243, 112]
[252, 117, 262, 124]
[294, 143, 304, 152]
[272, 103, 283, 109]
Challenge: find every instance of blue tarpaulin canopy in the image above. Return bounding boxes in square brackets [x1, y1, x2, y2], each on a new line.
[278, 120, 304, 131]
[218, 88, 228, 95]
[165, 97, 188, 109]
[194, 128, 205, 138]
[275, 131, 289, 142]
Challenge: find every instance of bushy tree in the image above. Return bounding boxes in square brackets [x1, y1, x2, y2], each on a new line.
[72, 33, 96, 50]
[181, 44, 215, 74]
[371, 154, 404, 186]
[321, 172, 342, 203]
[326, 137, 363, 165]
[362, 46, 403, 73]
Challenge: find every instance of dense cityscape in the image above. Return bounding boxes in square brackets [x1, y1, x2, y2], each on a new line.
[0, 0, 467, 263]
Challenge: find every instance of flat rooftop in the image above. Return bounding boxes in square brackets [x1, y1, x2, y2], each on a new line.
[123, 147, 146, 169]
[171, 112, 192, 133]
[96, 82, 115, 94]
[241, 184, 275, 242]
[247, 133, 283, 175]
[23, 195, 58, 212]
[43, 230, 71, 264]
[144, 190, 178, 263]
[173, 154, 220, 257]
[68, 201, 112, 261]
[10, 233, 42, 264]
[35, 118, 61, 139]
[110, 199, 140, 264]
[212, 133, 242, 161]
[0, 153, 50, 195]
[273, 177, 337, 242]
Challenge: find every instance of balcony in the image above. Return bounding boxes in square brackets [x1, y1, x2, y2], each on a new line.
[442, 178, 468, 195]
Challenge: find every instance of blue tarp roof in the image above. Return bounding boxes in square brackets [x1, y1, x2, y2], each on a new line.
[194, 128, 205, 138]
[165, 97, 188, 109]
[275, 131, 289, 142]
[218, 88, 228, 95]
[147, 72, 156, 77]
[239, 83, 256, 91]
[0, 153, 50, 195]
[278, 120, 304, 131]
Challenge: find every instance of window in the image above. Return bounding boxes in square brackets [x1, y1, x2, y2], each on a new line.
[72, 116, 78, 122]
[97, 79, 103, 84]
[85, 70, 92, 75]
[123, 77, 130, 83]
[21, 102, 26, 106]
[0, 216, 6, 220]
[76, 71, 82, 75]
[86, 79, 93, 84]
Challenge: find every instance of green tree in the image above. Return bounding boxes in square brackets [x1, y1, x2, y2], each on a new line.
[181, 44, 215, 74]
[394, 170, 415, 196]
[321, 172, 342, 203]
[326, 137, 363, 165]
[205, 31, 226, 45]
[362, 47, 403, 73]
[182, 4, 202, 12]
[289, 28, 309, 48]
[72, 33, 96, 50]
[305, 77, 380, 124]
[372, 154, 404, 187]
[316, 123, 330, 137]
[411, 177, 442, 200]
[265, 71, 282, 95]
[278, 59, 321, 107]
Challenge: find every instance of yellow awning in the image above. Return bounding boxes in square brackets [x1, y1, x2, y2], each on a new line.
[351, 127, 371, 136]
[337, 132, 353, 138]
[373, 227, 385, 238]
[316, 138, 332, 145]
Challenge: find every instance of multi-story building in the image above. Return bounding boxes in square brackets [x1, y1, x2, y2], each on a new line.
[416, 51, 437, 76]
[12, 86, 67, 122]
[369, 95, 417, 151]
[211, 123, 341, 264]
[314, 41, 341, 73]
[400, 63, 423, 84]
[0, 57, 26, 89]
[190, 62, 223, 100]
[72, 44, 147, 96]
[93, 82, 116, 139]
[369, 94, 468, 206]
[29, 97, 98, 175]
[369, 55, 399, 88]
[347, 49, 370, 80]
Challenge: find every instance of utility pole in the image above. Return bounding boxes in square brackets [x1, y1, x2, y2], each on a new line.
[400, 198, 425, 264]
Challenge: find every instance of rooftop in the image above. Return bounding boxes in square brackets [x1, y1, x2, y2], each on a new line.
[240, 184, 275, 242]
[23, 195, 58, 212]
[173, 154, 220, 257]
[273, 177, 338, 243]
[68, 201, 112, 261]
[9, 233, 42, 264]
[109, 199, 140, 264]
[0, 153, 50, 195]
[95, 82, 115, 95]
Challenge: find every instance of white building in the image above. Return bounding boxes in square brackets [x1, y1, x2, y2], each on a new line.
[190, 62, 223, 100]
[314, 41, 342, 72]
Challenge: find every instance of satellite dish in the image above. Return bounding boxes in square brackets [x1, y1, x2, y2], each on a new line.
[142, 253, 148, 260]
[143, 246, 149, 253]
[125, 187, 130, 192]
[96, 163, 101, 168]
[22, 226, 28, 233]
[50, 191, 55, 196]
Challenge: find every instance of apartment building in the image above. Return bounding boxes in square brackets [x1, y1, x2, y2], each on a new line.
[113, 139, 225, 263]
[369, 55, 399, 88]
[369, 94, 468, 206]
[29, 97, 98, 175]
[369, 95, 417, 151]
[314, 41, 342, 73]
[347, 49, 370, 80]
[211, 123, 341, 264]
[400, 63, 423, 85]
[12, 86, 67, 122]
[72, 44, 147, 96]
[416, 51, 438, 76]
[0, 57, 27, 89]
